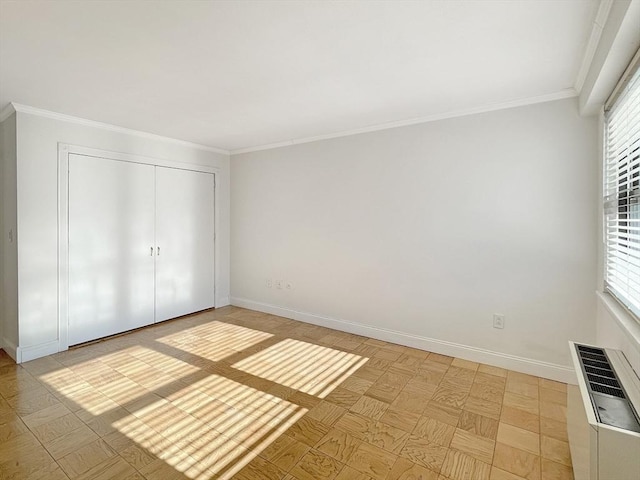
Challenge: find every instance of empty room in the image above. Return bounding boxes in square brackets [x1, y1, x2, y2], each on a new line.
[1, 1, 639, 479]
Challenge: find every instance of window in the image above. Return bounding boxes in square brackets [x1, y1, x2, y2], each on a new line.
[604, 56, 640, 318]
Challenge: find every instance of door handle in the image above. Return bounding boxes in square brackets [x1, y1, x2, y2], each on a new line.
[150, 246, 154, 256]
[157, 246, 160, 256]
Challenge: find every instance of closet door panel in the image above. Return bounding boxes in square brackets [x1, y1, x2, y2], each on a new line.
[68, 154, 156, 345]
[155, 167, 215, 322]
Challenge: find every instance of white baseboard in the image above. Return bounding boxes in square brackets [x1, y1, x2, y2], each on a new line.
[1, 337, 18, 362]
[16, 340, 60, 364]
[231, 297, 576, 384]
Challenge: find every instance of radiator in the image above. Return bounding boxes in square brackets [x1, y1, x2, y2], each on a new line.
[567, 342, 640, 480]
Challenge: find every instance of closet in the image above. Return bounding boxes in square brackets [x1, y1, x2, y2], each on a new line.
[67, 153, 215, 346]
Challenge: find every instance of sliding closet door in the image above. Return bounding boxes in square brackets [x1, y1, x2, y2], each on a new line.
[68, 154, 156, 345]
[155, 167, 215, 322]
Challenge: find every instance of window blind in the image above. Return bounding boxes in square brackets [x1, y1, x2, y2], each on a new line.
[604, 61, 640, 318]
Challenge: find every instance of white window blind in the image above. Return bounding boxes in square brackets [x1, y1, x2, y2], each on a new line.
[604, 62, 640, 318]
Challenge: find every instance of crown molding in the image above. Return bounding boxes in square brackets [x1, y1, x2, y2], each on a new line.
[231, 89, 578, 155]
[5, 103, 230, 155]
[574, 0, 614, 93]
[0, 103, 16, 122]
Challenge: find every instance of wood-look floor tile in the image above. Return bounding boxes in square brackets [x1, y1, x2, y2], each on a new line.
[387, 456, 439, 480]
[0, 308, 578, 480]
[422, 401, 461, 427]
[31, 413, 86, 445]
[538, 389, 566, 406]
[340, 376, 374, 395]
[57, 439, 117, 478]
[349, 396, 389, 420]
[119, 442, 156, 470]
[470, 383, 504, 404]
[474, 373, 507, 390]
[451, 358, 479, 371]
[367, 382, 401, 404]
[335, 465, 374, 480]
[477, 365, 508, 378]
[540, 436, 571, 467]
[431, 386, 468, 409]
[464, 396, 502, 420]
[413, 417, 456, 447]
[139, 456, 193, 480]
[490, 466, 529, 480]
[290, 449, 343, 480]
[392, 392, 428, 415]
[493, 443, 540, 480]
[399, 435, 448, 472]
[353, 366, 385, 383]
[540, 458, 574, 480]
[457, 410, 499, 440]
[24, 463, 71, 480]
[539, 403, 566, 423]
[539, 417, 567, 442]
[7, 389, 61, 416]
[289, 391, 321, 409]
[402, 379, 437, 398]
[380, 407, 421, 433]
[234, 456, 288, 480]
[503, 393, 538, 416]
[287, 417, 332, 447]
[428, 353, 454, 366]
[307, 401, 346, 426]
[0, 416, 29, 443]
[348, 442, 397, 480]
[325, 388, 362, 408]
[500, 406, 539, 434]
[440, 449, 491, 480]
[334, 412, 375, 440]
[505, 381, 539, 399]
[506, 372, 538, 386]
[450, 428, 495, 464]
[20, 402, 72, 430]
[538, 379, 566, 393]
[0, 432, 57, 479]
[360, 421, 409, 454]
[414, 368, 446, 386]
[496, 423, 539, 455]
[315, 428, 361, 463]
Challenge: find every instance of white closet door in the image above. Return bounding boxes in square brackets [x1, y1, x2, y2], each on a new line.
[68, 154, 156, 345]
[155, 167, 215, 322]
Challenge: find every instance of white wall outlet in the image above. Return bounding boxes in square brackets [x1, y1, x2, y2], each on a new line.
[266, 278, 273, 288]
[275, 280, 283, 289]
[493, 314, 505, 329]
[286, 282, 293, 290]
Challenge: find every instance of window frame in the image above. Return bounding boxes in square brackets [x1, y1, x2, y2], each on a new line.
[603, 49, 640, 323]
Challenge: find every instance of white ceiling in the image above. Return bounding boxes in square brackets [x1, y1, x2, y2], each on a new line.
[0, 0, 599, 152]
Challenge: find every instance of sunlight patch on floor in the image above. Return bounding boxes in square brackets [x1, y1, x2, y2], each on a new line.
[232, 338, 369, 397]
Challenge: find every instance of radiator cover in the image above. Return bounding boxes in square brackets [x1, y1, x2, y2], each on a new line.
[568, 342, 640, 480]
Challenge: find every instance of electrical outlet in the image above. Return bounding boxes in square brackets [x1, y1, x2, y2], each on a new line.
[275, 280, 283, 289]
[266, 278, 273, 288]
[493, 314, 505, 329]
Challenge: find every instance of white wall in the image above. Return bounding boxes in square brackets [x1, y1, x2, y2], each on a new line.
[1, 113, 18, 358]
[14, 111, 230, 360]
[231, 97, 598, 381]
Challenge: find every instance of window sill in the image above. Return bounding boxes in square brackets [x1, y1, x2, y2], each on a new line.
[597, 290, 640, 349]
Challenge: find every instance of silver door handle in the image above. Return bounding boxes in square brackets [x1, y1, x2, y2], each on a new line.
[157, 247, 160, 256]
[150, 246, 154, 256]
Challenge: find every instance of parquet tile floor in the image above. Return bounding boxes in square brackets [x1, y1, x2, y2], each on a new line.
[0, 306, 574, 479]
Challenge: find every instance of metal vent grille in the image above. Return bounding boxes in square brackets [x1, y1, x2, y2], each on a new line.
[575, 344, 640, 433]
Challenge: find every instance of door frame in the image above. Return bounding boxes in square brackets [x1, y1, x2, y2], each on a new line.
[58, 143, 219, 351]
